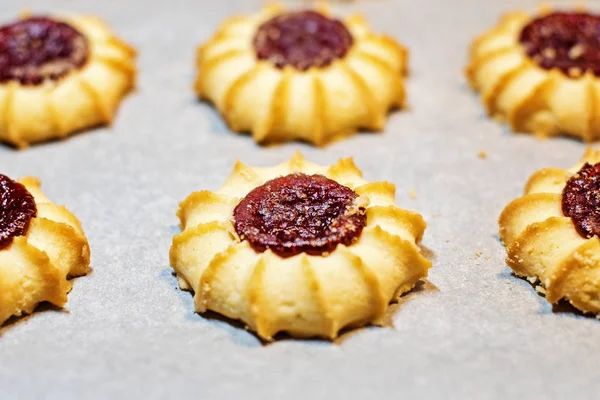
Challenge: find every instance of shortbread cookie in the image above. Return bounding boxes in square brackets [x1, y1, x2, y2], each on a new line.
[0, 175, 90, 326]
[466, 8, 600, 141]
[195, 4, 407, 146]
[0, 14, 136, 148]
[170, 153, 431, 340]
[499, 148, 600, 314]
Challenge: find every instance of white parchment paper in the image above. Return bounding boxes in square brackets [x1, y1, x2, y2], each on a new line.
[0, 0, 599, 398]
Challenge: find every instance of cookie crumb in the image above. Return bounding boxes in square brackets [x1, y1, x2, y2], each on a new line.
[568, 44, 585, 60]
[535, 285, 546, 295]
[408, 189, 417, 199]
[478, 150, 488, 160]
[542, 47, 556, 59]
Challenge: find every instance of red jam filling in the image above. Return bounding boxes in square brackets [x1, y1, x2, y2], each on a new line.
[0, 174, 37, 250]
[562, 163, 600, 238]
[0, 16, 89, 85]
[233, 173, 366, 257]
[519, 12, 600, 77]
[253, 11, 353, 70]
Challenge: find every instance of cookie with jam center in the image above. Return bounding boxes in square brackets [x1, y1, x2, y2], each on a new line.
[194, 4, 408, 146]
[0, 175, 91, 327]
[170, 152, 431, 340]
[466, 6, 600, 142]
[499, 148, 600, 315]
[0, 13, 136, 148]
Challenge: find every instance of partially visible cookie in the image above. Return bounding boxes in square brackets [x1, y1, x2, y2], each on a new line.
[170, 152, 431, 340]
[466, 8, 600, 141]
[195, 4, 407, 146]
[0, 13, 136, 148]
[499, 148, 600, 314]
[0, 175, 91, 326]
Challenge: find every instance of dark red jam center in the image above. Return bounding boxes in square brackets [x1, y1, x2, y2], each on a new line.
[0, 16, 89, 85]
[233, 173, 366, 257]
[562, 163, 600, 238]
[0, 174, 37, 250]
[253, 11, 353, 70]
[519, 12, 600, 77]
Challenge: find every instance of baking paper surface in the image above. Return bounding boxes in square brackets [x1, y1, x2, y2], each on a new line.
[0, 0, 599, 398]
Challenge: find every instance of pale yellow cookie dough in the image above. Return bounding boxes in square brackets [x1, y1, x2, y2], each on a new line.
[499, 148, 600, 314]
[170, 152, 431, 340]
[0, 13, 136, 148]
[466, 7, 600, 141]
[0, 177, 91, 326]
[195, 4, 407, 146]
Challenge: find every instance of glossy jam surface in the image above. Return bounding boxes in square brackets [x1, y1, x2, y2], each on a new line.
[0, 17, 89, 85]
[253, 11, 353, 70]
[519, 12, 600, 77]
[233, 173, 366, 257]
[0, 175, 37, 250]
[562, 163, 600, 238]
